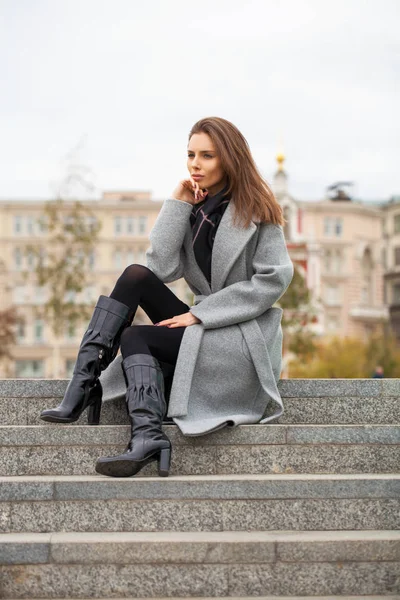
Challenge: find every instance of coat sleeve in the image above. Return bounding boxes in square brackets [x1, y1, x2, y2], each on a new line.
[145, 198, 193, 283]
[189, 223, 294, 329]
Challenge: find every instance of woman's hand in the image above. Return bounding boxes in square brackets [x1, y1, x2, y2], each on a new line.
[172, 177, 208, 205]
[155, 312, 201, 328]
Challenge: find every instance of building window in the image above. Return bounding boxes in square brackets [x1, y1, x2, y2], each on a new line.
[14, 247, 23, 270]
[114, 216, 122, 235]
[325, 284, 341, 306]
[86, 216, 98, 233]
[324, 249, 332, 272]
[16, 321, 26, 342]
[324, 217, 343, 237]
[138, 216, 148, 234]
[88, 251, 95, 270]
[33, 286, 46, 305]
[26, 251, 35, 269]
[360, 248, 373, 305]
[394, 215, 400, 234]
[26, 216, 35, 236]
[38, 217, 47, 234]
[126, 217, 135, 234]
[33, 319, 44, 343]
[381, 248, 387, 269]
[65, 359, 75, 378]
[114, 249, 123, 269]
[334, 218, 343, 237]
[393, 284, 400, 305]
[324, 217, 332, 236]
[13, 285, 27, 305]
[14, 216, 23, 234]
[15, 359, 44, 378]
[126, 250, 135, 266]
[332, 249, 342, 273]
[394, 247, 400, 266]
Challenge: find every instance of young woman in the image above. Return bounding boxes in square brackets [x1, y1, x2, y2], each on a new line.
[40, 116, 294, 478]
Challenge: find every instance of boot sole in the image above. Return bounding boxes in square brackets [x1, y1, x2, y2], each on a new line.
[40, 415, 78, 424]
[95, 454, 168, 478]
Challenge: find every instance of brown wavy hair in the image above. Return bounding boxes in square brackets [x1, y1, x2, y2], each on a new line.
[188, 117, 284, 229]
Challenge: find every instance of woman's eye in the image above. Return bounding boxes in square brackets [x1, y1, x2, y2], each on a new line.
[187, 154, 213, 158]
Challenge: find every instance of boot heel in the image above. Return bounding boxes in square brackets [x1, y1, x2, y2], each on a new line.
[87, 397, 102, 425]
[158, 447, 171, 477]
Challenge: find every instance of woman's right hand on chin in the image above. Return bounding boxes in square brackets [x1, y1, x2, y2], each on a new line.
[172, 178, 208, 205]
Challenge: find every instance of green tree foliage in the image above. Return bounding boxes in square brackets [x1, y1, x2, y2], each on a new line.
[288, 330, 400, 378]
[26, 199, 101, 337]
[279, 265, 318, 360]
[25, 145, 101, 338]
[364, 326, 400, 377]
[0, 307, 17, 361]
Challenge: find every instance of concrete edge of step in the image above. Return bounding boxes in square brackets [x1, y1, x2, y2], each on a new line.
[2, 529, 400, 542]
[0, 597, 396, 600]
[2, 530, 400, 567]
[0, 377, 399, 399]
[1, 423, 400, 448]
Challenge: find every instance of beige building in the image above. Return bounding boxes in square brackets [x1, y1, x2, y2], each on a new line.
[272, 154, 389, 341]
[0, 191, 191, 378]
[0, 169, 396, 379]
[382, 197, 400, 338]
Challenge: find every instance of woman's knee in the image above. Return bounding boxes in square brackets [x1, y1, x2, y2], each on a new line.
[120, 324, 155, 344]
[118, 264, 154, 286]
[121, 324, 142, 345]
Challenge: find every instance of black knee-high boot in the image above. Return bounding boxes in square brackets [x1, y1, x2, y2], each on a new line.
[95, 353, 172, 477]
[40, 296, 134, 424]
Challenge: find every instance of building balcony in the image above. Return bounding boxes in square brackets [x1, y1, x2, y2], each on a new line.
[349, 305, 389, 321]
[384, 268, 400, 281]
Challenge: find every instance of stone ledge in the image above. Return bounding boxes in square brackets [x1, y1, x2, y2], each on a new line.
[0, 377, 398, 398]
[1, 473, 399, 502]
[1, 530, 399, 565]
[1, 562, 399, 597]
[1, 424, 399, 446]
[0, 597, 393, 600]
[1, 597, 393, 600]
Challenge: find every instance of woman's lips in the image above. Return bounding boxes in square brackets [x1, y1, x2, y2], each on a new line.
[192, 175, 204, 180]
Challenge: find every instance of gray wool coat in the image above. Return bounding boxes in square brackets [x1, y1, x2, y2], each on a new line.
[100, 197, 294, 436]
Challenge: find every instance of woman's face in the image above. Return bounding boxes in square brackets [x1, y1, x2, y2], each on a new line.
[187, 132, 227, 196]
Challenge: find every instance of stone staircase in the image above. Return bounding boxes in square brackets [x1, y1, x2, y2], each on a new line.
[0, 378, 399, 598]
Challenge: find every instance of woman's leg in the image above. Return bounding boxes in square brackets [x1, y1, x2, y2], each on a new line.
[110, 264, 190, 324]
[95, 269, 192, 479]
[112, 264, 190, 402]
[40, 295, 134, 424]
[120, 324, 185, 363]
[40, 265, 188, 425]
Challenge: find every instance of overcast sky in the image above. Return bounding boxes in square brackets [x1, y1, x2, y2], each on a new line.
[0, 0, 398, 202]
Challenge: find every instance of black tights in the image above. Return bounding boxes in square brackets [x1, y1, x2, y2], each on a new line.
[109, 264, 190, 364]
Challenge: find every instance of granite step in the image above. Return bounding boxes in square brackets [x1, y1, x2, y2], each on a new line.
[1, 474, 399, 533]
[1, 378, 399, 426]
[1, 531, 399, 597]
[0, 424, 399, 476]
[2, 598, 394, 600]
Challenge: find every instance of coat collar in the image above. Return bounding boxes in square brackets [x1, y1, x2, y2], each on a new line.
[184, 198, 257, 293]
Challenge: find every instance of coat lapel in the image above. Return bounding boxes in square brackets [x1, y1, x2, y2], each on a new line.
[183, 197, 257, 294]
[211, 199, 257, 292]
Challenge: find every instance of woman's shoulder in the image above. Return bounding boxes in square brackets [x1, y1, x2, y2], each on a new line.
[253, 217, 283, 232]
